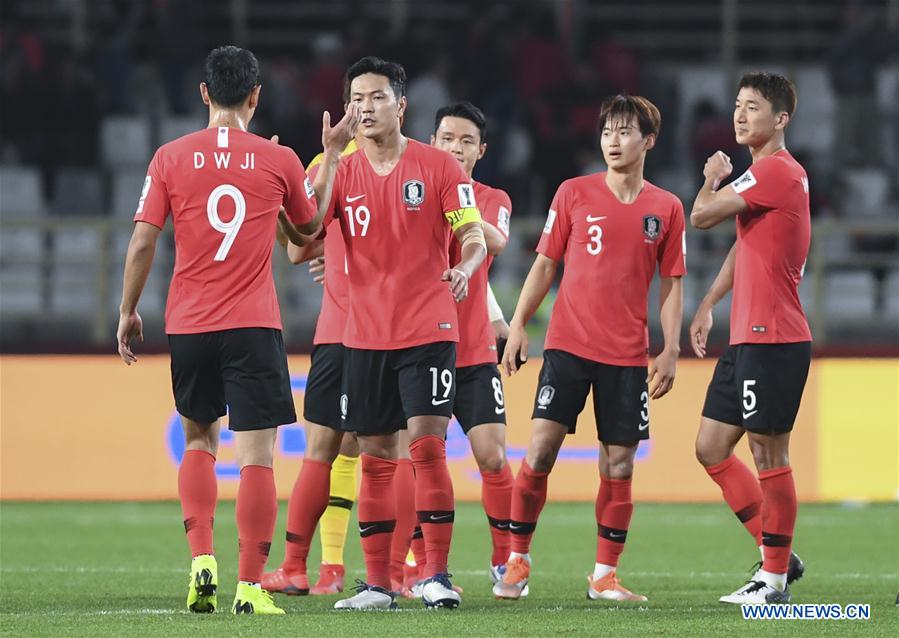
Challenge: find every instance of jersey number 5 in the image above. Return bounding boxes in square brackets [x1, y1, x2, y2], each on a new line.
[207, 184, 246, 261]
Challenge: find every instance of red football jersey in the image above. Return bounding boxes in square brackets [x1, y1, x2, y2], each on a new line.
[325, 139, 481, 349]
[451, 181, 512, 367]
[135, 127, 316, 334]
[729, 150, 812, 344]
[537, 173, 687, 366]
[312, 220, 350, 344]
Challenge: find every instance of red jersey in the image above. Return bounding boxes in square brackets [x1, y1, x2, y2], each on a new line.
[135, 127, 316, 334]
[451, 181, 512, 367]
[537, 173, 686, 366]
[729, 150, 812, 344]
[326, 139, 481, 350]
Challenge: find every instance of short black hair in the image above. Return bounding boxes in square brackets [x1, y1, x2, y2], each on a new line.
[434, 101, 488, 143]
[738, 72, 797, 116]
[343, 56, 406, 103]
[204, 45, 259, 107]
[598, 95, 661, 139]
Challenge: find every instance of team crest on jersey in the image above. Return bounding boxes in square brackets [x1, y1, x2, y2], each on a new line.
[643, 215, 662, 240]
[536, 385, 555, 409]
[403, 179, 425, 208]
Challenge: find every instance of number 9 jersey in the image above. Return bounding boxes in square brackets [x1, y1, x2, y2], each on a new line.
[134, 127, 316, 334]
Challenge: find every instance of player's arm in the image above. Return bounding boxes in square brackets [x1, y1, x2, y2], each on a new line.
[116, 221, 161, 365]
[483, 220, 507, 256]
[690, 151, 748, 229]
[443, 219, 487, 302]
[286, 236, 325, 265]
[648, 276, 683, 399]
[502, 254, 558, 376]
[487, 282, 509, 338]
[690, 241, 736, 358]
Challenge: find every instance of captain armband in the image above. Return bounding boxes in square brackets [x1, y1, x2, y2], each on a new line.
[444, 207, 482, 232]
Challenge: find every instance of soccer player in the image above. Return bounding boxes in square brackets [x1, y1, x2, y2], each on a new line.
[431, 102, 517, 587]
[493, 95, 686, 602]
[115, 45, 358, 615]
[327, 57, 487, 610]
[262, 137, 365, 598]
[689, 72, 809, 604]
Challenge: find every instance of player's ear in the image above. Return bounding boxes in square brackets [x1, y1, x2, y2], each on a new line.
[248, 85, 262, 110]
[430, 134, 437, 145]
[478, 142, 487, 160]
[397, 95, 407, 119]
[775, 111, 790, 131]
[643, 133, 656, 152]
[199, 82, 210, 106]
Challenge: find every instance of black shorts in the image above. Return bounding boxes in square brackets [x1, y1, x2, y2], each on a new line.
[454, 363, 507, 434]
[168, 328, 296, 431]
[702, 342, 811, 434]
[340, 342, 456, 435]
[531, 349, 649, 444]
[303, 343, 344, 430]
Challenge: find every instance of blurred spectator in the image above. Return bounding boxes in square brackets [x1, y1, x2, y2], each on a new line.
[406, 52, 451, 142]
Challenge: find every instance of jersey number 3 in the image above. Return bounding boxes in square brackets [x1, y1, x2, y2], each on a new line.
[207, 184, 246, 261]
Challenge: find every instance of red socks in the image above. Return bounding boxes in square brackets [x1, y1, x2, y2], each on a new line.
[595, 478, 633, 567]
[409, 435, 455, 577]
[236, 465, 277, 583]
[705, 455, 763, 545]
[178, 450, 217, 557]
[390, 459, 416, 585]
[410, 527, 427, 574]
[281, 458, 331, 574]
[759, 466, 797, 574]
[509, 460, 549, 554]
[481, 464, 514, 566]
[358, 454, 397, 589]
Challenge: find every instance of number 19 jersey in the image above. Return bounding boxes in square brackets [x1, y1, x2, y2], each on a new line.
[134, 127, 316, 334]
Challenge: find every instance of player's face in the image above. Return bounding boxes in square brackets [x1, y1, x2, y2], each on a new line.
[431, 116, 486, 176]
[734, 88, 787, 146]
[348, 73, 405, 140]
[600, 117, 653, 170]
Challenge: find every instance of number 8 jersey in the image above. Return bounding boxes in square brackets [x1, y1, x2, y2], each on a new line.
[134, 127, 316, 334]
[537, 173, 687, 366]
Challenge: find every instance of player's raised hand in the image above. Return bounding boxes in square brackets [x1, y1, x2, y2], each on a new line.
[441, 267, 469, 302]
[704, 151, 733, 190]
[116, 310, 143, 366]
[502, 323, 529, 376]
[690, 305, 713, 358]
[270, 134, 280, 144]
[322, 103, 360, 155]
[309, 256, 325, 284]
[647, 349, 677, 399]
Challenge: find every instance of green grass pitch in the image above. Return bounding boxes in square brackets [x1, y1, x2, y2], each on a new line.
[1, 501, 896, 636]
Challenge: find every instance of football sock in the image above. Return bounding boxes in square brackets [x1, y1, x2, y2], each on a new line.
[757, 568, 788, 591]
[509, 460, 549, 555]
[595, 477, 633, 568]
[759, 466, 796, 583]
[410, 527, 427, 573]
[705, 454, 763, 545]
[390, 459, 416, 584]
[320, 453, 358, 565]
[236, 465, 277, 583]
[481, 463, 514, 566]
[178, 450, 217, 558]
[358, 454, 397, 589]
[593, 563, 616, 580]
[594, 477, 612, 529]
[410, 435, 455, 578]
[282, 458, 331, 574]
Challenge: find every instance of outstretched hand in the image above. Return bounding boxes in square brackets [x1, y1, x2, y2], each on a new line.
[322, 103, 360, 155]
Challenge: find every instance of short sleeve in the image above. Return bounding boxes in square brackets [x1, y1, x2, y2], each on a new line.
[281, 147, 317, 225]
[658, 198, 687, 277]
[535, 181, 572, 261]
[730, 157, 791, 214]
[440, 154, 482, 231]
[133, 149, 170, 229]
[491, 190, 512, 239]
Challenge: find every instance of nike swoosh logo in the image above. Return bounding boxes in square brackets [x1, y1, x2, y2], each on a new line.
[432, 398, 450, 406]
[359, 525, 376, 534]
[638, 422, 649, 431]
[495, 406, 506, 414]
[508, 523, 523, 530]
[429, 514, 452, 522]
[586, 215, 607, 222]
[346, 194, 366, 202]
[609, 531, 626, 539]
[743, 410, 758, 419]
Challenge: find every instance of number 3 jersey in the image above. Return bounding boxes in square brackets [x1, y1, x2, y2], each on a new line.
[134, 127, 316, 334]
[323, 139, 481, 350]
[537, 173, 687, 366]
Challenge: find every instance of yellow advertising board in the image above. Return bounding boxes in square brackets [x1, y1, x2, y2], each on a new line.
[1, 356, 896, 501]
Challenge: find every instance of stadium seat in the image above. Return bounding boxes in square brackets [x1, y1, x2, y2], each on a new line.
[0, 228, 45, 265]
[110, 169, 149, 217]
[51, 168, 104, 216]
[51, 228, 101, 264]
[0, 265, 43, 315]
[823, 270, 876, 320]
[158, 115, 203, 145]
[0, 165, 45, 218]
[884, 269, 899, 321]
[841, 169, 890, 216]
[791, 67, 836, 156]
[49, 264, 99, 317]
[100, 115, 152, 167]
